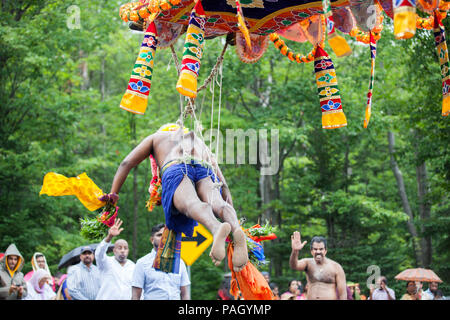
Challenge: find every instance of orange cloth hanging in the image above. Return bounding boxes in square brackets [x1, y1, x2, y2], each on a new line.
[227, 243, 274, 300]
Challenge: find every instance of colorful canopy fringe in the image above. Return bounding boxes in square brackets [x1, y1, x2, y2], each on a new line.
[176, 0, 206, 99]
[364, 31, 378, 128]
[322, 0, 352, 57]
[393, 0, 417, 39]
[120, 22, 158, 115]
[39, 172, 105, 211]
[434, 10, 450, 117]
[314, 46, 347, 129]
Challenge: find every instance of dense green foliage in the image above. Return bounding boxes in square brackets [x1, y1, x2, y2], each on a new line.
[1, 1, 448, 300]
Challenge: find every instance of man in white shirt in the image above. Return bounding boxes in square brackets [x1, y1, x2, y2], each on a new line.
[132, 223, 190, 300]
[95, 218, 135, 300]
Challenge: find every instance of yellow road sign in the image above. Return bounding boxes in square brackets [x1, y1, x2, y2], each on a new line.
[181, 223, 213, 266]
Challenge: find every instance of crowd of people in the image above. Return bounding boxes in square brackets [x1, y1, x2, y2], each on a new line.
[1, 224, 447, 300]
[215, 232, 447, 301]
[0, 219, 191, 300]
[262, 277, 445, 301]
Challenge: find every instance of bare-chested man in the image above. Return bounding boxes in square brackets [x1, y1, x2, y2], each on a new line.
[108, 123, 248, 272]
[290, 232, 347, 300]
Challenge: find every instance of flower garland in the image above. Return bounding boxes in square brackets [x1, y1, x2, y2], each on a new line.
[270, 15, 326, 63]
[243, 222, 277, 266]
[348, 3, 384, 44]
[348, 22, 383, 44]
[119, 0, 182, 23]
[145, 154, 162, 211]
[416, 0, 450, 30]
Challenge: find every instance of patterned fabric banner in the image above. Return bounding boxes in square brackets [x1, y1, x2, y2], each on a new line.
[364, 31, 378, 128]
[322, 0, 352, 57]
[434, 11, 450, 117]
[152, 227, 182, 274]
[393, 0, 416, 39]
[120, 22, 158, 115]
[176, 0, 206, 99]
[314, 46, 347, 129]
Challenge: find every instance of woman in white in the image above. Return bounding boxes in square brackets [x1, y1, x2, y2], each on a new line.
[24, 269, 56, 300]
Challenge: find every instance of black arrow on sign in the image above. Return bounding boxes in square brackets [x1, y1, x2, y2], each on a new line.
[182, 231, 207, 247]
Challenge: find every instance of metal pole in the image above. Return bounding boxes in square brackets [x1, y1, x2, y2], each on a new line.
[187, 265, 191, 299]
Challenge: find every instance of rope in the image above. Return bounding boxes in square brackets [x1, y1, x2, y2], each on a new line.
[168, 42, 228, 197]
[198, 41, 228, 92]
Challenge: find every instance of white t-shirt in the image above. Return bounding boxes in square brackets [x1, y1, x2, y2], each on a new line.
[95, 240, 136, 300]
[132, 249, 190, 300]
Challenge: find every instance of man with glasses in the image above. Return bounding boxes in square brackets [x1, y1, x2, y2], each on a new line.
[67, 246, 101, 300]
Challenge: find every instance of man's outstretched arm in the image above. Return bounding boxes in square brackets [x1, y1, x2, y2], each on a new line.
[110, 134, 155, 194]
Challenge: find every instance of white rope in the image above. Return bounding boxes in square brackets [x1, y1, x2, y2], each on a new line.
[214, 61, 223, 181]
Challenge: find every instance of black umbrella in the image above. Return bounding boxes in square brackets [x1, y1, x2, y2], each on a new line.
[58, 243, 114, 269]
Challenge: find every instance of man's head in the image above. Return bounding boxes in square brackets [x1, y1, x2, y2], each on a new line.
[79, 246, 94, 267]
[429, 281, 439, 294]
[113, 239, 129, 264]
[150, 223, 165, 249]
[310, 236, 327, 263]
[7, 255, 19, 271]
[376, 276, 387, 288]
[35, 254, 46, 269]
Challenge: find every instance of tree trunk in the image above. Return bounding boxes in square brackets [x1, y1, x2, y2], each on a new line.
[100, 58, 106, 101]
[387, 131, 423, 266]
[259, 170, 274, 223]
[79, 50, 89, 91]
[416, 161, 432, 268]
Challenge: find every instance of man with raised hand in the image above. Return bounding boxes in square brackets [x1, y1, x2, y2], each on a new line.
[289, 232, 347, 300]
[95, 218, 136, 300]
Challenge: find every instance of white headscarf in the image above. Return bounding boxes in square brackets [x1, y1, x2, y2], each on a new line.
[31, 252, 53, 285]
[30, 269, 51, 299]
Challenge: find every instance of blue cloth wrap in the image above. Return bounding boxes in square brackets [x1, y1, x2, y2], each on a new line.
[161, 160, 221, 237]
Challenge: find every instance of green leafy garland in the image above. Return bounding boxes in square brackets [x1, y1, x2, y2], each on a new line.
[80, 200, 117, 241]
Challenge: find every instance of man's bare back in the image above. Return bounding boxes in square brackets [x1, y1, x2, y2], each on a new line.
[151, 130, 211, 169]
[290, 232, 347, 300]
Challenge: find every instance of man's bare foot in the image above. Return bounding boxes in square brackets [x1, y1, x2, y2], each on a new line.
[232, 228, 248, 272]
[209, 222, 231, 266]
